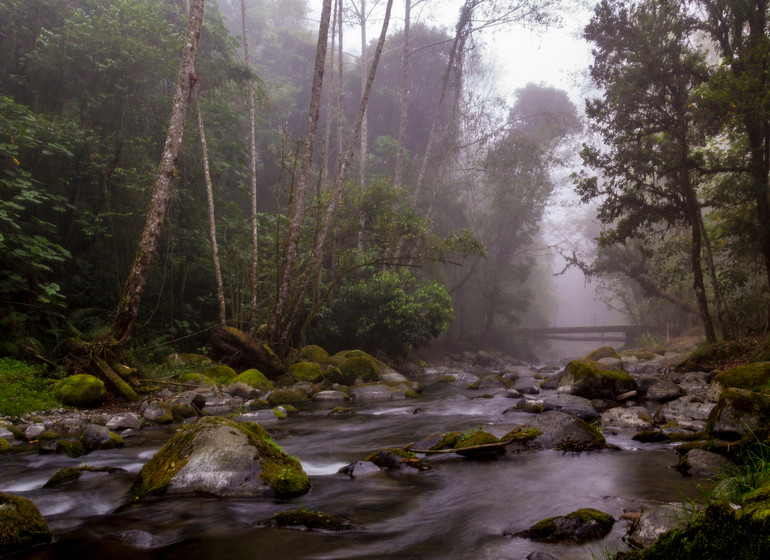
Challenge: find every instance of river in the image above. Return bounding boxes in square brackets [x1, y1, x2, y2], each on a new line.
[1, 365, 705, 559]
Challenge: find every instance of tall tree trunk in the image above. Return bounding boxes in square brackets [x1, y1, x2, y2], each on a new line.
[393, 0, 411, 191]
[359, 0, 368, 189]
[109, 0, 205, 342]
[194, 91, 227, 327]
[276, 0, 395, 349]
[241, 0, 260, 334]
[265, 0, 333, 342]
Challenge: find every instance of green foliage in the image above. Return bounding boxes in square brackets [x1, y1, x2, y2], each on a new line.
[310, 270, 454, 358]
[0, 357, 61, 416]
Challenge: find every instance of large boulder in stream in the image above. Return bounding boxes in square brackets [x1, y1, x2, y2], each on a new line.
[707, 388, 770, 440]
[130, 417, 309, 501]
[0, 492, 52, 555]
[530, 410, 608, 451]
[508, 508, 615, 543]
[557, 360, 637, 400]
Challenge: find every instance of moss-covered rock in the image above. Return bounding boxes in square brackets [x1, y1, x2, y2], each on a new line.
[142, 401, 175, 424]
[52, 374, 106, 408]
[454, 430, 505, 458]
[707, 388, 770, 440]
[673, 339, 760, 373]
[209, 326, 285, 378]
[0, 492, 51, 555]
[286, 361, 323, 383]
[364, 448, 429, 471]
[54, 439, 86, 458]
[235, 369, 274, 392]
[43, 465, 126, 488]
[0, 438, 11, 453]
[177, 372, 216, 387]
[509, 508, 614, 543]
[585, 346, 621, 361]
[708, 362, 770, 400]
[202, 365, 237, 386]
[262, 508, 353, 531]
[502, 425, 543, 444]
[338, 356, 379, 385]
[130, 417, 309, 501]
[267, 389, 310, 406]
[298, 345, 330, 364]
[557, 360, 637, 400]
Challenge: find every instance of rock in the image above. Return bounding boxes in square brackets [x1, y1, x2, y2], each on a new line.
[509, 508, 614, 543]
[557, 360, 637, 400]
[338, 460, 383, 477]
[339, 356, 379, 384]
[541, 394, 599, 421]
[108, 529, 159, 548]
[679, 449, 732, 477]
[708, 388, 770, 440]
[267, 389, 310, 406]
[626, 504, 687, 548]
[0, 439, 11, 453]
[600, 406, 653, 429]
[312, 390, 348, 401]
[298, 344, 329, 363]
[0, 492, 52, 555]
[706, 362, 770, 402]
[156, 388, 174, 399]
[53, 440, 86, 458]
[645, 380, 684, 402]
[43, 465, 127, 488]
[654, 395, 715, 432]
[453, 431, 505, 459]
[585, 346, 621, 361]
[540, 374, 561, 390]
[131, 417, 310, 500]
[636, 374, 662, 395]
[24, 423, 46, 440]
[287, 361, 323, 383]
[526, 553, 559, 560]
[52, 374, 106, 408]
[363, 448, 429, 471]
[597, 357, 624, 370]
[106, 412, 141, 431]
[262, 509, 353, 531]
[80, 424, 122, 451]
[468, 374, 513, 390]
[143, 401, 174, 424]
[201, 365, 237, 386]
[531, 410, 607, 451]
[233, 368, 274, 392]
[350, 384, 401, 401]
[223, 381, 262, 400]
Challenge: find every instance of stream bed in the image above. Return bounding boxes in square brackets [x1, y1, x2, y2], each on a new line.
[1, 368, 705, 560]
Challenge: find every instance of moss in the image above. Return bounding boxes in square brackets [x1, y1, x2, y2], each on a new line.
[0, 492, 51, 555]
[560, 360, 636, 399]
[455, 431, 499, 449]
[0, 438, 10, 453]
[267, 389, 310, 406]
[364, 447, 429, 470]
[585, 346, 621, 361]
[235, 369, 274, 392]
[263, 508, 353, 531]
[298, 345, 330, 364]
[439, 375, 457, 383]
[502, 425, 543, 443]
[202, 365, 237, 386]
[177, 372, 215, 386]
[675, 339, 760, 373]
[329, 406, 354, 415]
[54, 440, 86, 458]
[750, 335, 770, 363]
[52, 374, 106, 408]
[131, 417, 309, 501]
[516, 508, 615, 543]
[339, 356, 379, 385]
[712, 363, 770, 392]
[708, 388, 770, 440]
[43, 465, 125, 488]
[273, 407, 287, 419]
[287, 361, 323, 383]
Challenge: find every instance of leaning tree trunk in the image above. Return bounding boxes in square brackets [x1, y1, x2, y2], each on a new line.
[194, 90, 227, 327]
[241, 0, 260, 334]
[109, 0, 205, 342]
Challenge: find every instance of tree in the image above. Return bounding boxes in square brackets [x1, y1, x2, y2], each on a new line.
[578, 0, 719, 342]
[110, 0, 206, 342]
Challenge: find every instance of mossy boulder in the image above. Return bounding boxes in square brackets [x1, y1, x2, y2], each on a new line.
[509, 508, 614, 543]
[234, 369, 274, 392]
[707, 362, 770, 400]
[502, 425, 543, 444]
[43, 465, 127, 488]
[707, 388, 770, 440]
[286, 361, 323, 383]
[338, 356, 380, 385]
[298, 345, 329, 364]
[202, 365, 237, 386]
[267, 389, 310, 406]
[262, 508, 353, 531]
[364, 448, 428, 471]
[177, 372, 216, 387]
[531, 410, 607, 451]
[142, 401, 175, 424]
[454, 431, 505, 458]
[52, 374, 106, 408]
[54, 439, 86, 458]
[557, 360, 636, 400]
[130, 417, 309, 501]
[0, 492, 51, 555]
[0, 438, 11, 453]
[585, 346, 621, 362]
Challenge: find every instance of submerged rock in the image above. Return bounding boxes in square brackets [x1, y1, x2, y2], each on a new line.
[262, 509, 354, 531]
[43, 465, 127, 488]
[0, 492, 51, 555]
[107, 529, 159, 549]
[508, 508, 614, 543]
[130, 417, 310, 501]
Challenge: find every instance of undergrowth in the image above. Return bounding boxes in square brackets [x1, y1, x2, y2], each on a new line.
[0, 357, 61, 416]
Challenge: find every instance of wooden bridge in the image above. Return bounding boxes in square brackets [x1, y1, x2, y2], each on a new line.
[518, 325, 646, 347]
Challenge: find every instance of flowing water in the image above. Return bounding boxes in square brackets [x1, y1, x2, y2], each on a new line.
[1, 368, 706, 560]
